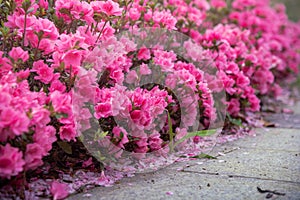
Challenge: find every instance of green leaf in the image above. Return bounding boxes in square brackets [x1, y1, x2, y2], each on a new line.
[94, 130, 108, 141]
[166, 110, 174, 150]
[55, 113, 68, 119]
[227, 114, 243, 127]
[27, 7, 34, 14]
[173, 129, 217, 148]
[192, 153, 217, 159]
[57, 141, 72, 155]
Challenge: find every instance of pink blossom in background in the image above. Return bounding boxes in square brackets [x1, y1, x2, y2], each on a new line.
[211, 0, 227, 8]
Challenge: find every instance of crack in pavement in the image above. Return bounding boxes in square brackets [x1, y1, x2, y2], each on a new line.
[180, 170, 300, 185]
[224, 145, 300, 153]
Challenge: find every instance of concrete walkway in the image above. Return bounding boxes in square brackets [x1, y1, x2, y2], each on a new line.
[69, 114, 300, 200]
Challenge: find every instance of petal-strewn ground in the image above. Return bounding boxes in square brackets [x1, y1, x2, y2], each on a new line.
[68, 104, 300, 200]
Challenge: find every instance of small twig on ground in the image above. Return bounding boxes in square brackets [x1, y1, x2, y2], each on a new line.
[257, 186, 286, 196]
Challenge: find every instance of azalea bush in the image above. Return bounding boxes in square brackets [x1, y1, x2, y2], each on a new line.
[0, 0, 299, 199]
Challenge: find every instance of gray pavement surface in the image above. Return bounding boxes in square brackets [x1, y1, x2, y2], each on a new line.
[69, 119, 300, 200]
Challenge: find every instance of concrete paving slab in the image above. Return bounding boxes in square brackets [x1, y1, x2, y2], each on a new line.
[217, 128, 300, 152]
[70, 173, 300, 200]
[68, 127, 300, 200]
[262, 113, 300, 129]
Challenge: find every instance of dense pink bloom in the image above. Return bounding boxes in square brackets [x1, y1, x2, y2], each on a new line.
[94, 102, 113, 119]
[35, 18, 59, 40]
[50, 91, 72, 117]
[0, 51, 12, 76]
[248, 95, 260, 112]
[153, 10, 177, 30]
[235, 72, 250, 88]
[91, 0, 123, 16]
[134, 137, 148, 154]
[139, 63, 151, 75]
[59, 122, 76, 142]
[8, 47, 29, 62]
[125, 70, 138, 84]
[137, 47, 151, 60]
[109, 68, 124, 84]
[38, 0, 48, 9]
[130, 110, 151, 127]
[49, 80, 66, 93]
[227, 98, 240, 116]
[148, 132, 163, 151]
[211, 0, 227, 8]
[0, 144, 25, 179]
[0, 0, 298, 183]
[24, 143, 44, 170]
[129, 7, 141, 21]
[32, 60, 55, 84]
[31, 107, 51, 127]
[62, 50, 82, 68]
[34, 126, 57, 153]
[0, 107, 30, 139]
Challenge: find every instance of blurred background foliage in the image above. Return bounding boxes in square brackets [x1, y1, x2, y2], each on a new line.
[273, 0, 300, 21]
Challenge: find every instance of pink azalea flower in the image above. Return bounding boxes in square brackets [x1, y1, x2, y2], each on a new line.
[129, 7, 141, 21]
[137, 47, 151, 60]
[0, 107, 30, 138]
[50, 91, 72, 116]
[32, 60, 55, 84]
[31, 107, 51, 127]
[227, 98, 240, 116]
[24, 143, 44, 170]
[211, 0, 227, 8]
[109, 68, 124, 84]
[62, 50, 82, 68]
[34, 126, 57, 153]
[91, 0, 123, 16]
[248, 95, 260, 112]
[148, 132, 163, 151]
[125, 70, 138, 84]
[235, 72, 250, 88]
[0, 144, 25, 179]
[59, 124, 76, 142]
[94, 102, 113, 119]
[38, 0, 48, 10]
[8, 47, 29, 62]
[139, 63, 151, 75]
[49, 80, 66, 93]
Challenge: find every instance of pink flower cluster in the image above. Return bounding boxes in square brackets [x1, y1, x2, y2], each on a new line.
[0, 1, 299, 197]
[0, 72, 56, 179]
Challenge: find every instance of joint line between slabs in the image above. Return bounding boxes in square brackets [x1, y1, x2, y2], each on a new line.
[180, 170, 300, 185]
